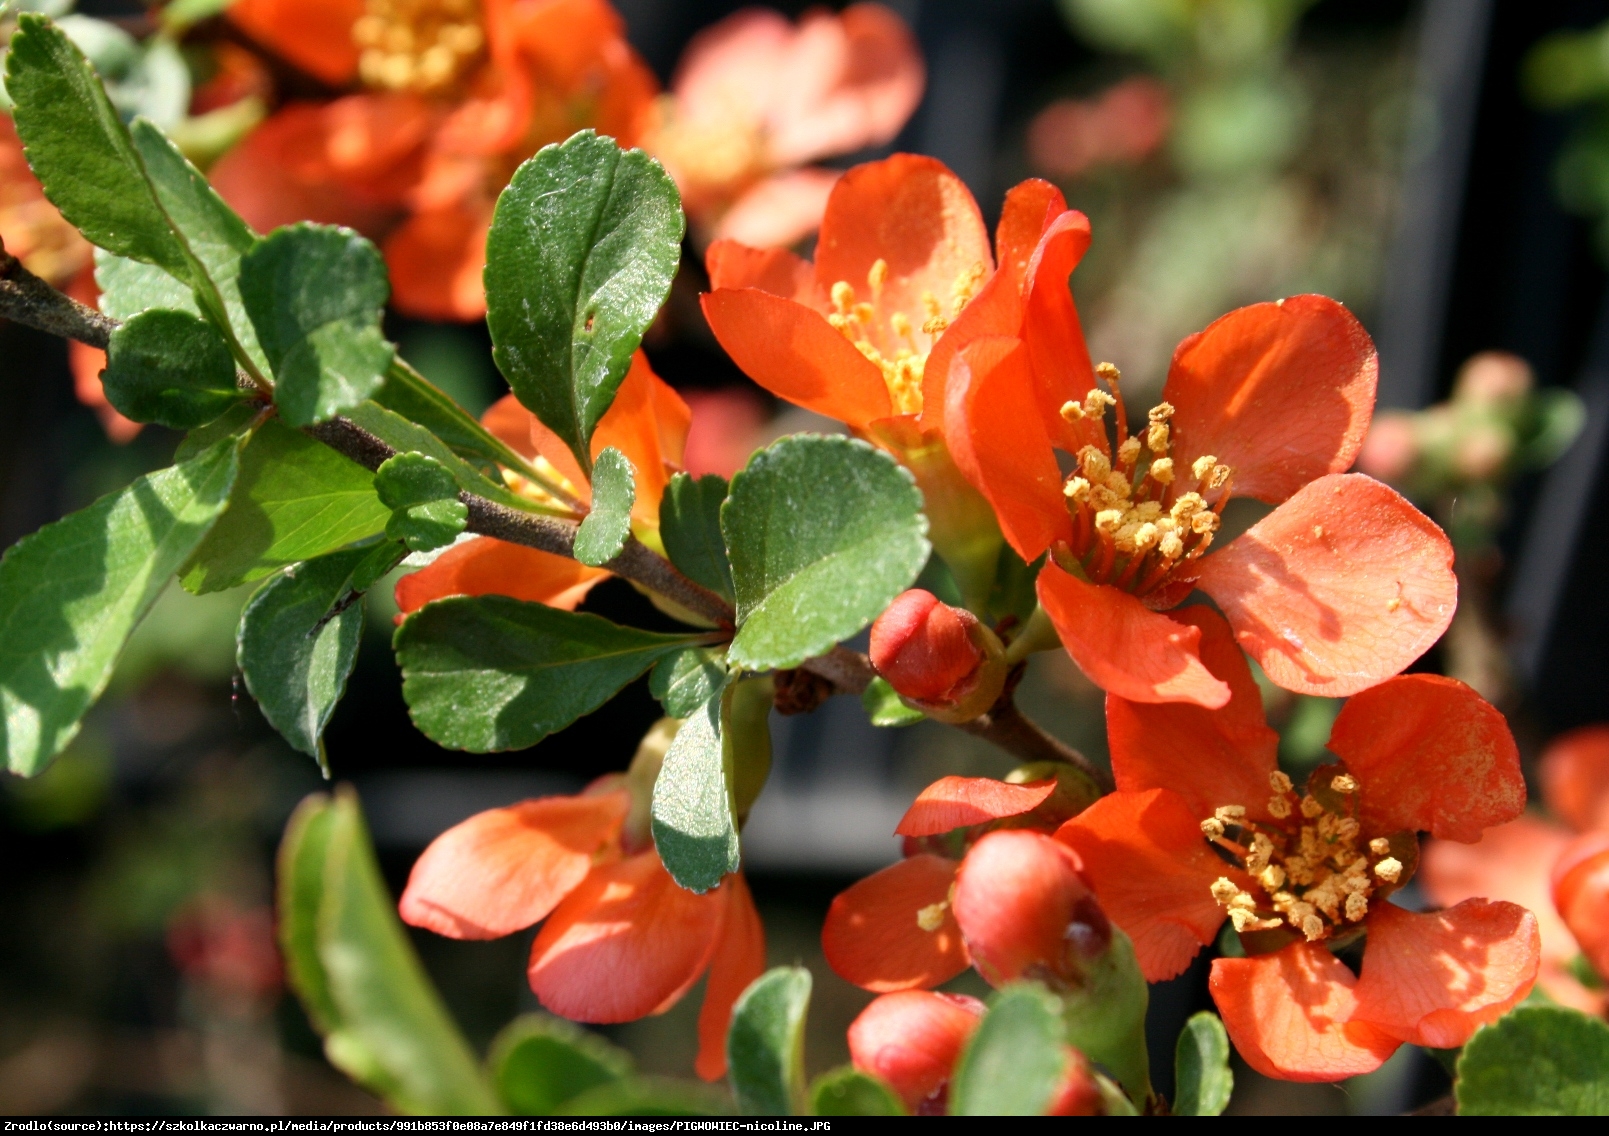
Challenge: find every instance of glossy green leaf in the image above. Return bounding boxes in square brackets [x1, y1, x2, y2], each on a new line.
[0, 438, 239, 776]
[809, 1066, 906, 1116]
[240, 224, 393, 426]
[180, 420, 392, 593]
[374, 359, 540, 478]
[102, 308, 244, 429]
[861, 676, 924, 727]
[344, 400, 537, 514]
[374, 452, 467, 553]
[1172, 1011, 1232, 1116]
[552, 1077, 728, 1116]
[660, 472, 733, 601]
[487, 1014, 632, 1116]
[95, 250, 196, 320]
[950, 983, 1068, 1116]
[1456, 1005, 1609, 1115]
[723, 435, 928, 671]
[573, 446, 634, 566]
[727, 967, 811, 1116]
[484, 130, 683, 471]
[396, 596, 699, 752]
[650, 689, 738, 893]
[649, 646, 727, 719]
[277, 788, 501, 1114]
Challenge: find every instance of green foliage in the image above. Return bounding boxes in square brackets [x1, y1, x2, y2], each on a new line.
[727, 967, 811, 1116]
[374, 453, 467, 553]
[723, 436, 928, 671]
[572, 446, 634, 566]
[1172, 1011, 1233, 1116]
[651, 689, 738, 893]
[950, 983, 1069, 1116]
[861, 676, 925, 727]
[486, 1014, 632, 1116]
[724, 674, 773, 823]
[180, 420, 392, 593]
[277, 788, 501, 1114]
[395, 596, 700, 752]
[239, 224, 394, 426]
[553, 1077, 729, 1116]
[344, 400, 538, 514]
[1061, 926, 1151, 1106]
[373, 359, 542, 480]
[95, 251, 196, 319]
[0, 438, 239, 776]
[1456, 1005, 1609, 1115]
[102, 308, 243, 429]
[649, 646, 727, 719]
[809, 1067, 906, 1116]
[660, 472, 734, 601]
[484, 130, 683, 472]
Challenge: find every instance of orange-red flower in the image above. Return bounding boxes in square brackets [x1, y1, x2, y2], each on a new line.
[395, 350, 688, 617]
[947, 292, 1457, 707]
[641, 4, 922, 249]
[398, 776, 763, 1080]
[1055, 607, 1537, 1081]
[214, 0, 657, 319]
[1422, 724, 1609, 1015]
[1026, 76, 1170, 181]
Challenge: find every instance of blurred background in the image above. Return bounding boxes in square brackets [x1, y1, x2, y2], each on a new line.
[4, 0, 1609, 1116]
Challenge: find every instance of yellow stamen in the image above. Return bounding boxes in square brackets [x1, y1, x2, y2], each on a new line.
[1191, 455, 1218, 482]
[1118, 437, 1142, 467]
[1374, 857, 1402, 883]
[1270, 771, 1294, 793]
[1331, 774, 1358, 794]
[1368, 837, 1391, 856]
[1060, 399, 1086, 423]
[1149, 457, 1174, 484]
[916, 902, 948, 932]
[1063, 476, 1091, 502]
[868, 258, 889, 295]
[831, 280, 856, 313]
[1201, 817, 1227, 840]
[1268, 795, 1292, 819]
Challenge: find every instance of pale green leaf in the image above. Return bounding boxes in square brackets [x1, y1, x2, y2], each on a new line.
[343, 400, 538, 514]
[573, 446, 634, 566]
[649, 646, 726, 719]
[1457, 1005, 1609, 1115]
[861, 676, 924, 727]
[950, 983, 1068, 1116]
[727, 967, 811, 1116]
[1172, 1011, 1232, 1116]
[650, 689, 737, 892]
[487, 1014, 632, 1116]
[374, 359, 542, 478]
[809, 1067, 906, 1116]
[660, 472, 733, 601]
[94, 249, 196, 320]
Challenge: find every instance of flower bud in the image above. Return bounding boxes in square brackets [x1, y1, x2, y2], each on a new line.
[1046, 1047, 1105, 1116]
[847, 990, 984, 1114]
[870, 590, 1006, 721]
[951, 829, 1110, 989]
[1553, 830, 1609, 982]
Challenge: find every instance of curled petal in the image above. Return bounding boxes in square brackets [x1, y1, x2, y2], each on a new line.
[1022, 211, 1101, 455]
[528, 852, 724, 1023]
[1328, 674, 1524, 842]
[1106, 605, 1279, 820]
[822, 855, 968, 992]
[394, 537, 608, 616]
[705, 239, 821, 305]
[896, 776, 1056, 837]
[228, 0, 364, 85]
[1163, 296, 1377, 505]
[695, 875, 766, 1081]
[1353, 900, 1540, 1049]
[1210, 943, 1399, 1082]
[1056, 788, 1235, 982]
[1541, 725, 1609, 833]
[993, 179, 1068, 294]
[399, 792, 628, 939]
[1196, 474, 1456, 697]
[848, 990, 983, 1112]
[1038, 564, 1230, 708]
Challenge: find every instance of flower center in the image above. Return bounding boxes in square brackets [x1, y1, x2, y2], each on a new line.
[1053, 363, 1230, 596]
[1202, 770, 1406, 944]
[353, 0, 486, 94]
[827, 258, 987, 417]
[646, 97, 768, 196]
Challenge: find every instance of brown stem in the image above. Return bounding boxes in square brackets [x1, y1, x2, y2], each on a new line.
[0, 239, 116, 349]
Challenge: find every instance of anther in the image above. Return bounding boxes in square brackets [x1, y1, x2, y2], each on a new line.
[1270, 771, 1294, 793]
[1082, 389, 1117, 418]
[1331, 774, 1358, 794]
[1079, 446, 1112, 482]
[1148, 402, 1175, 424]
[1299, 914, 1324, 941]
[1300, 796, 1324, 819]
[1374, 858, 1403, 884]
[1063, 476, 1090, 502]
[1215, 805, 1247, 824]
[1059, 399, 1085, 423]
[831, 281, 856, 313]
[1171, 493, 1205, 521]
[1267, 795, 1291, 819]
[1149, 457, 1174, 484]
[1147, 421, 1170, 455]
[1117, 437, 1143, 467]
[1158, 531, 1185, 560]
[1208, 463, 1234, 490]
[1191, 455, 1218, 482]
[1368, 837, 1391, 856]
[1095, 361, 1121, 385]
[1345, 892, 1369, 922]
[1094, 510, 1123, 534]
[1260, 864, 1286, 891]
[868, 258, 889, 293]
[1210, 877, 1239, 904]
[1201, 818, 1226, 840]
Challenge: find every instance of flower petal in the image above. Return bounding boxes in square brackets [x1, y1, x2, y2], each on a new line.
[1196, 473, 1456, 697]
[383, 205, 489, 321]
[994, 179, 1068, 294]
[896, 776, 1056, 837]
[593, 352, 691, 527]
[705, 239, 821, 306]
[1056, 788, 1235, 982]
[398, 792, 628, 939]
[1327, 674, 1524, 842]
[1022, 211, 1101, 455]
[943, 337, 1071, 563]
[822, 855, 968, 992]
[228, 0, 364, 85]
[481, 395, 539, 461]
[394, 537, 609, 616]
[848, 990, 983, 1112]
[1106, 605, 1279, 820]
[1210, 943, 1399, 1082]
[1038, 564, 1230, 708]
[695, 874, 766, 1081]
[714, 168, 841, 249]
[699, 288, 892, 428]
[527, 851, 724, 1022]
[1163, 296, 1377, 505]
[1352, 900, 1540, 1048]
[1541, 725, 1609, 833]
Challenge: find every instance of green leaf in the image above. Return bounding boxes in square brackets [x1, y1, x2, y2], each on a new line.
[573, 446, 634, 566]
[1062, 927, 1151, 1106]
[809, 1067, 906, 1116]
[239, 224, 394, 426]
[861, 676, 924, 727]
[344, 400, 538, 514]
[277, 788, 502, 1114]
[180, 420, 392, 593]
[1172, 1011, 1232, 1116]
[650, 646, 727, 719]
[1456, 1005, 1609, 1115]
[950, 983, 1068, 1116]
[95, 250, 197, 320]
[727, 967, 811, 1116]
[485, 130, 683, 471]
[650, 689, 738, 893]
[396, 596, 699, 752]
[552, 1077, 728, 1116]
[102, 308, 244, 429]
[0, 438, 239, 776]
[374, 359, 542, 479]
[487, 1014, 632, 1116]
[374, 452, 467, 553]
[660, 472, 733, 602]
[726, 674, 773, 823]
[723, 435, 929, 671]
[237, 544, 400, 769]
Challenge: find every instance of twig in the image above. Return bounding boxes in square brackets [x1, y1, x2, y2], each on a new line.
[0, 239, 116, 349]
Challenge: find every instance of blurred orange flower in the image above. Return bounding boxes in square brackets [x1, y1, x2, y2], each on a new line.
[1027, 76, 1170, 181]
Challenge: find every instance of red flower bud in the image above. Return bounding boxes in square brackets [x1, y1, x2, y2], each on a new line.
[848, 990, 985, 1113]
[1553, 830, 1609, 981]
[1047, 1047, 1105, 1116]
[871, 590, 986, 702]
[951, 830, 1110, 988]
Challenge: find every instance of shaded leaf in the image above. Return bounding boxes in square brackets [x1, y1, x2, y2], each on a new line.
[727, 967, 811, 1116]
[553, 1077, 728, 1116]
[650, 689, 737, 893]
[374, 359, 541, 478]
[1062, 927, 1151, 1106]
[861, 677, 925, 728]
[1456, 1005, 1609, 1115]
[649, 646, 727, 719]
[1173, 1011, 1232, 1116]
[809, 1066, 906, 1116]
[660, 472, 733, 601]
[95, 249, 196, 319]
[950, 983, 1068, 1116]
[573, 446, 634, 566]
[102, 308, 244, 429]
[487, 1013, 632, 1116]
[375, 452, 467, 553]
[343, 400, 536, 514]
